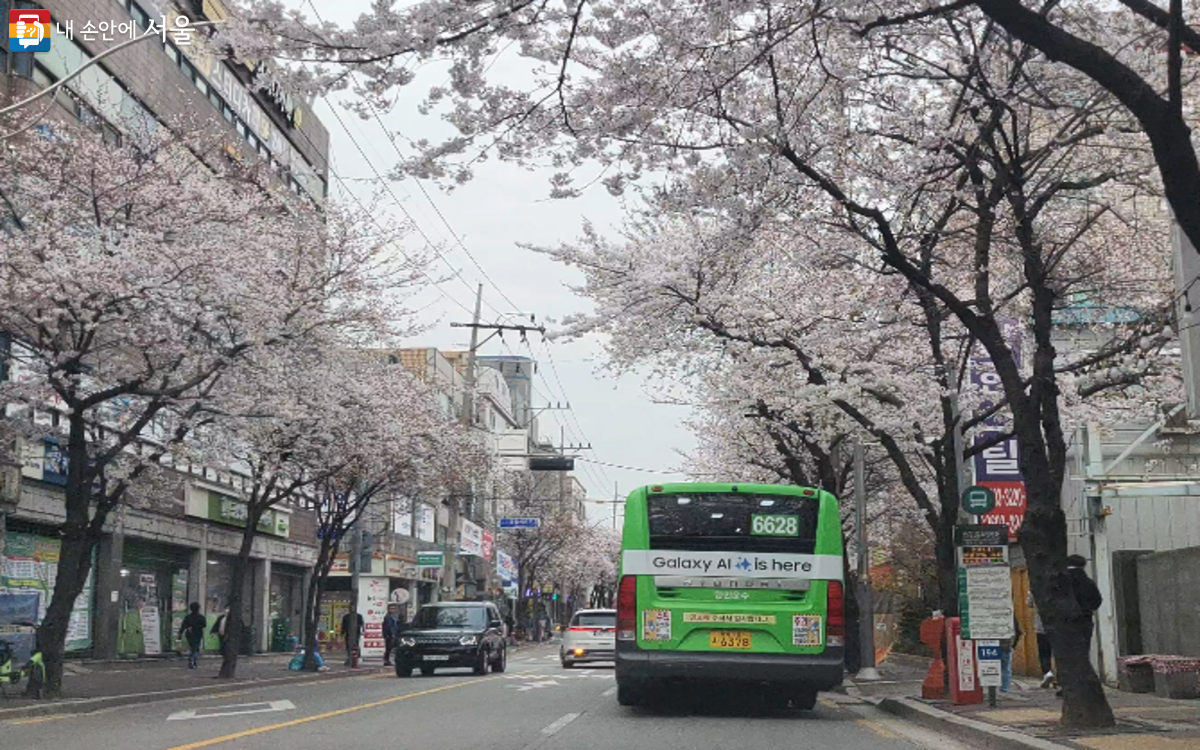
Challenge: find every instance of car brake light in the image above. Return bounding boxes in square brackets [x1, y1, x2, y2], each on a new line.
[826, 580, 845, 648]
[617, 575, 637, 641]
[568, 627, 594, 632]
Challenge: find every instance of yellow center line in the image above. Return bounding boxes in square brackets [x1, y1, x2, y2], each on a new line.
[856, 718, 898, 739]
[8, 714, 76, 726]
[163, 674, 505, 750]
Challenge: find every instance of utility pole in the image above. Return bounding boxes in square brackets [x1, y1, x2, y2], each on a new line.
[463, 283, 483, 428]
[854, 440, 880, 681]
[348, 526, 361, 668]
[613, 482, 619, 530]
[451, 295, 549, 602]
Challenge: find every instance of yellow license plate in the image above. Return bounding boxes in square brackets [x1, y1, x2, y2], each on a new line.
[708, 630, 752, 649]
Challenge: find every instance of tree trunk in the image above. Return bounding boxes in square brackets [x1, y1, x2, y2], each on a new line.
[29, 413, 106, 698]
[1020, 499, 1115, 727]
[934, 506, 959, 618]
[30, 524, 93, 697]
[219, 514, 262, 679]
[303, 537, 336, 671]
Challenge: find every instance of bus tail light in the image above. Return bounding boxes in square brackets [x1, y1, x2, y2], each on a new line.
[617, 575, 637, 641]
[826, 580, 845, 648]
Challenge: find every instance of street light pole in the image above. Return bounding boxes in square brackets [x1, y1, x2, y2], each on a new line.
[855, 440, 881, 681]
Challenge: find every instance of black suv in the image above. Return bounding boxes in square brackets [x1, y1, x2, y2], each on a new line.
[394, 602, 507, 677]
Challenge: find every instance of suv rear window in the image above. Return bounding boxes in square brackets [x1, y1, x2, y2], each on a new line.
[412, 606, 487, 630]
[572, 612, 615, 627]
[648, 492, 819, 553]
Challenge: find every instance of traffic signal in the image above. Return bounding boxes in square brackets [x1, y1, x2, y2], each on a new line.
[552, 592, 559, 601]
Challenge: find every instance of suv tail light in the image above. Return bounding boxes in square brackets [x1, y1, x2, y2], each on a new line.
[826, 580, 845, 648]
[617, 575, 637, 641]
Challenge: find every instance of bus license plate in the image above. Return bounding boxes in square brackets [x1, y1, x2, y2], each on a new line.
[708, 630, 752, 649]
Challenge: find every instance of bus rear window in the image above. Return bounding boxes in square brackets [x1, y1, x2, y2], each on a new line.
[647, 493, 820, 553]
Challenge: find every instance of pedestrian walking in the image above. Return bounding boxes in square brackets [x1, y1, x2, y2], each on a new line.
[382, 604, 401, 667]
[1000, 614, 1021, 693]
[178, 602, 207, 669]
[342, 610, 364, 665]
[1027, 591, 1056, 688]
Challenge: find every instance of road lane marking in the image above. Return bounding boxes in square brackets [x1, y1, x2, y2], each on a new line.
[601, 687, 616, 697]
[163, 678, 491, 749]
[856, 718, 899, 739]
[168, 700, 295, 721]
[7, 715, 76, 726]
[541, 713, 580, 736]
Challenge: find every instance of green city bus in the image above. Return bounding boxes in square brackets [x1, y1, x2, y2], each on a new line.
[615, 482, 845, 708]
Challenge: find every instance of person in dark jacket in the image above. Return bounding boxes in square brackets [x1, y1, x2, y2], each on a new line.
[342, 610, 365, 665]
[382, 605, 401, 667]
[179, 603, 208, 669]
[1067, 554, 1102, 649]
[1057, 554, 1103, 697]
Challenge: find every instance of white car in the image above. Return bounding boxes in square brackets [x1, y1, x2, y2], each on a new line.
[561, 608, 616, 667]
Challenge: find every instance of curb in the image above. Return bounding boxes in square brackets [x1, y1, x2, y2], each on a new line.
[873, 696, 1067, 749]
[0, 665, 386, 721]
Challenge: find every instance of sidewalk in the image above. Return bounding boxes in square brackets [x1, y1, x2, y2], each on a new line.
[851, 653, 1200, 749]
[0, 652, 386, 720]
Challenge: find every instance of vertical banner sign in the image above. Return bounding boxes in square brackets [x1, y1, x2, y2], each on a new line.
[481, 531, 494, 562]
[170, 570, 189, 651]
[969, 318, 1028, 540]
[497, 551, 518, 591]
[358, 577, 389, 658]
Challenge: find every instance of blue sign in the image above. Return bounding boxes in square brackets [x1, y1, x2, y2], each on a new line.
[499, 518, 540, 529]
[977, 644, 1001, 661]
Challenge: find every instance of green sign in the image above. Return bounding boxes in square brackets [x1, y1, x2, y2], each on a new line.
[417, 551, 444, 568]
[750, 514, 799, 537]
[206, 492, 289, 537]
[961, 485, 996, 515]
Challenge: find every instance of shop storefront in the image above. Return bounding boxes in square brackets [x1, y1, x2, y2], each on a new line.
[117, 538, 192, 657]
[0, 522, 94, 662]
[269, 564, 305, 652]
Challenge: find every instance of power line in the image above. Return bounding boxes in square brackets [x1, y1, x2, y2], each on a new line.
[305, 1, 524, 318]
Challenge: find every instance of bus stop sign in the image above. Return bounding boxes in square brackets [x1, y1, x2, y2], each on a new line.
[961, 485, 996, 515]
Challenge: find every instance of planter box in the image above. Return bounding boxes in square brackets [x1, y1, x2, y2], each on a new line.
[1152, 657, 1200, 699]
[1118, 660, 1155, 694]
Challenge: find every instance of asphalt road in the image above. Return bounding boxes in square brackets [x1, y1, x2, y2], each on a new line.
[3, 644, 975, 750]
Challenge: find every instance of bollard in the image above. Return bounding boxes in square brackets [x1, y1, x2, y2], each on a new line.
[920, 615, 946, 699]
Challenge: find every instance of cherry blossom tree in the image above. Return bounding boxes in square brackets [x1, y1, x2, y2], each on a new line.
[858, 0, 1200, 259]
[0, 123, 408, 695]
[288, 353, 485, 672]
[226, 0, 1184, 726]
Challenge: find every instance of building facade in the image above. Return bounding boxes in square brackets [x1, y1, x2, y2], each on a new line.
[0, 0, 329, 661]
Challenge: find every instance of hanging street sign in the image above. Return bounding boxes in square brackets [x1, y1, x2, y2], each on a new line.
[961, 485, 997, 515]
[417, 551, 444, 569]
[499, 517, 541, 529]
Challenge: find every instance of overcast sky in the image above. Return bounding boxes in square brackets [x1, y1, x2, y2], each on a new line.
[304, 3, 697, 522]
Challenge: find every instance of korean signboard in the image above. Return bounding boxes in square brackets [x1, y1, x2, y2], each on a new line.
[956, 525, 1014, 640]
[969, 318, 1028, 541]
[417, 551, 444, 569]
[459, 519, 484, 557]
[481, 530, 494, 562]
